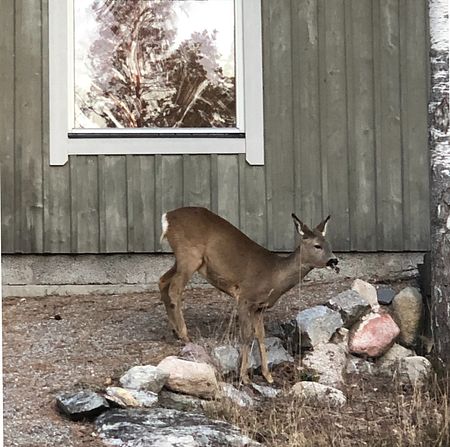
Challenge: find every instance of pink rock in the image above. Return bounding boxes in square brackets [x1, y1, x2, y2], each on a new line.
[349, 312, 400, 358]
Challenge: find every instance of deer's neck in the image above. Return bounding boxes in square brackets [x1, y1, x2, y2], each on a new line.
[276, 248, 313, 292]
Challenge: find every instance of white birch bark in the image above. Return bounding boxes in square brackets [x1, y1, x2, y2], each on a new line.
[429, 0, 450, 371]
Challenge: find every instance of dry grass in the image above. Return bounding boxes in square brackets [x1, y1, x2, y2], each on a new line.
[208, 364, 449, 447]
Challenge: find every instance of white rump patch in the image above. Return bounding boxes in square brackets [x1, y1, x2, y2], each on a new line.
[160, 213, 169, 243]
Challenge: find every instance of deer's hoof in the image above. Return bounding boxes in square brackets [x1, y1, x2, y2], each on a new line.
[263, 372, 274, 384]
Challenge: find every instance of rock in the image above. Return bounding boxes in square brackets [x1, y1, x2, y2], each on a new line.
[158, 390, 215, 413]
[96, 408, 261, 447]
[392, 287, 423, 347]
[379, 356, 433, 386]
[345, 356, 375, 375]
[352, 279, 379, 309]
[302, 343, 347, 389]
[378, 343, 415, 367]
[251, 383, 281, 398]
[376, 286, 396, 305]
[348, 311, 400, 358]
[212, 345, 240, 375]
[295, 306, 343, 348]
[291, 382, 346, 408]
[399, 356, 433, 386]
[119, 365, 169, 393]
[331, 327, 349, 352]
[105, 387, 158, 408]
[180, 343, 215, 366]
[266, 319, 298, 353]
[157, 356, 219, 399]
[328, 290, 371, 327]
[56, 390, 109, 420]
[249, 337, 293, 370]
[220, 383, 254, 408]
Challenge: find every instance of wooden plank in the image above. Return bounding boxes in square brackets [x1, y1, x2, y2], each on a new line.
[399, 0, 429, 250]
[183, 155, 211, 208]
[345, 0, 377, 251]
[154, 155, 183, 249]
[216, 155, 240, 227]
[42, 0, 71, 253]
[70, 156, 99, 253]
[373, 0, 404, 250]
[291, 0, 323, 229]
[14, 0, 44, 253]
[98, 156, 128, 253]
[318, 0, 350, 250]
[238, 155, 267, 246]
[126, 155, 155, 252]
[263, 0, 295, 251]
[0, 0, 15, 252]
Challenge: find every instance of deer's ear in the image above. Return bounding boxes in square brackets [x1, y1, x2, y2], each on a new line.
[292, 213, 314, 238]
[316, 215, 331, 236]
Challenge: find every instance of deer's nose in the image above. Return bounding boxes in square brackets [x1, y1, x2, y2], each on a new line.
[327, 258, 338, 268]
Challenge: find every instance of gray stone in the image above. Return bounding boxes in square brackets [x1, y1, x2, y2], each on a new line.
[291, 382, 346, 408]
[331, 328, 349, 353]
[379, 356, 432, 386]
[378, 343, 415, 368]
[345, 356, 375, 375]
[249, 337, 294, 369]
[56, 390, 109, 420]
[157, 356, 219, 399]
[377, 286, 396, 305]
[212, 345, 240, 375]
[105, 387, 158, 408]
[392, 287, 423, 347]
[302, 343, 347, 389]
[327, 290, 371, 327]
[296, 306, 343, 348]
[251, 383, 281, 398]
[96, 408, 261, 446]
[180, 343, 215, 366]
[119, 365, 169, 393]
[158, 390, 214, 413]
[265, 319, 298, 353]
[220, 383, 254, 408]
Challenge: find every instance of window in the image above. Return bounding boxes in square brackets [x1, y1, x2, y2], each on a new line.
[49, 0, 264, 165]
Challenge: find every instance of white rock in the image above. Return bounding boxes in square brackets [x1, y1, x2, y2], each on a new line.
[400, 356, 433, 386]
[352, 279, 379, 310]
[220, 383, 254, 408]
[119, 365, 169, 393]
[302, 343, 347, 389]
[291, 382, 346, 407]
[157, 356, 219, 399]
[392, 287, 423, 347]
[251, 383, 281, 398]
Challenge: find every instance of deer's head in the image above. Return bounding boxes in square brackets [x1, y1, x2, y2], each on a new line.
[292, 214, 339, 272]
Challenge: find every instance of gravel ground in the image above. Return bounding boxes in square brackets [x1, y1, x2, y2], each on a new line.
[3, 277, 415, 447]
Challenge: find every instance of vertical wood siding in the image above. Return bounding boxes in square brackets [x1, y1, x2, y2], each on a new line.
[0, 0, 430, 254]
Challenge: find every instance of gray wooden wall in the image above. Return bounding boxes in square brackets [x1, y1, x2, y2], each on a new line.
[0, 0, 430, 254]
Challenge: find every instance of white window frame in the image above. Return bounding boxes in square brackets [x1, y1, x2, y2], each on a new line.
[49, 0, 264, 165]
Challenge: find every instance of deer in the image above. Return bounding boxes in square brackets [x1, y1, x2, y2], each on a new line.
[158, 207, 339, 384]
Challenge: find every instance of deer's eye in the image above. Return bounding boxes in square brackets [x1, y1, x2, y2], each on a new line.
[314, 244, 322, 249]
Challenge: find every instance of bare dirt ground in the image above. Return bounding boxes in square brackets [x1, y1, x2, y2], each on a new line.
[3, 276, 447, 447]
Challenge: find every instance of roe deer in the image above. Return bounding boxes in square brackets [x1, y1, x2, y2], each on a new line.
[159, 207, 338, 384]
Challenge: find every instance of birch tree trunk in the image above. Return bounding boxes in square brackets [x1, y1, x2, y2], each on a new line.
[429, 0, 450, 372]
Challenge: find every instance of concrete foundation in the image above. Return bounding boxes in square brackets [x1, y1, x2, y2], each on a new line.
[2, 253, 424, 298]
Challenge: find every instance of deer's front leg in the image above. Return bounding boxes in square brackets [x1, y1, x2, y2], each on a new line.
[238, 302, 253, 384]
[253, 310, 273, 384]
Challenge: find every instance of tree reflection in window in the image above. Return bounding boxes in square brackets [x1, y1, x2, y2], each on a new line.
[74, 0, 236, 129]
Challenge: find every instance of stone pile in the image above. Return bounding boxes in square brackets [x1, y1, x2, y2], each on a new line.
[55, 279, 432, 446]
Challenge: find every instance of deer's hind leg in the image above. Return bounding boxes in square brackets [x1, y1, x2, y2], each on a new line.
[238, 301, 254, 385]
[253, 310, 273, 383]
[167, 255, 203, 342]
[159, 263, 178, 337]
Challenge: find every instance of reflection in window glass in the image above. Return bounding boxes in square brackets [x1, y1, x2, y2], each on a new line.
[74, 0, 236, 129]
